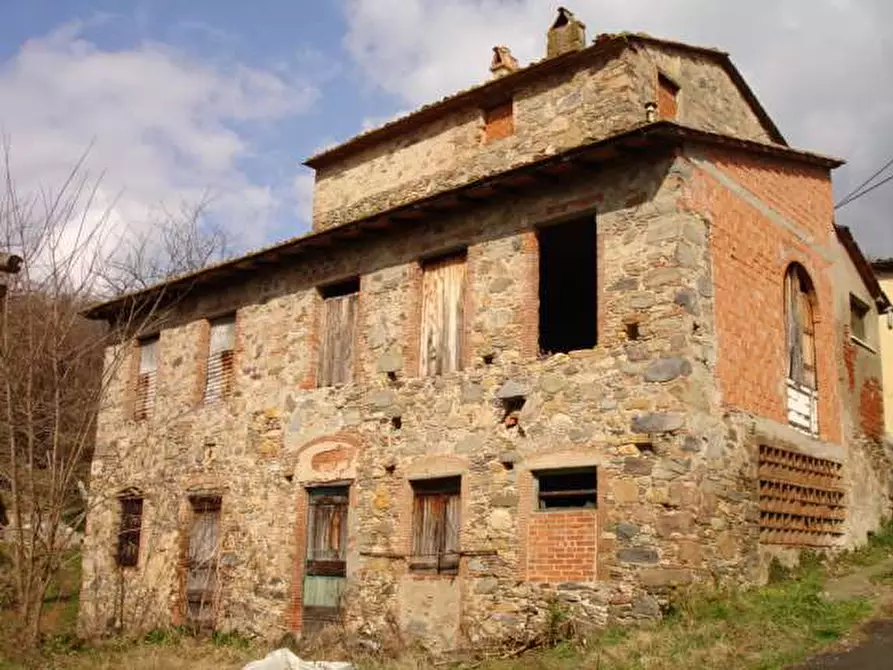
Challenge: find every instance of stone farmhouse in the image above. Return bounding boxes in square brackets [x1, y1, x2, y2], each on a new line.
[78, 8, 893, 650]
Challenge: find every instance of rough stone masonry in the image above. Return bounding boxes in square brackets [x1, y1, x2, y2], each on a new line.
[78, 8, 893, 652]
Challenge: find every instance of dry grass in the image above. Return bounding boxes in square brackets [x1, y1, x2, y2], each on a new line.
[4, 523, 893, 670]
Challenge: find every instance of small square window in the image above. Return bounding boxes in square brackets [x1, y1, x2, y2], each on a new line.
[534, 468, 597, 510]
[850, 294, 870, 342]
[657, 73, 680, 120]
[483, 100, 514, 143]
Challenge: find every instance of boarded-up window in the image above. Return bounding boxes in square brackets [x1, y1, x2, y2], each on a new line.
[483, 100, 514, 143]
[535, 468, 597, 510]
[134, 335, 159, 420]
[785, 264, 818, 434]
[657, 73, 679, 120]
[850, 294, 870, 342]
[116, 495, 143, 567]
[186, 496, 221, 631]
[203, 315, 236, 403]
[410, 477, 460, 574]
[318, 280, 359, 387]
[420, 253, 466, 376]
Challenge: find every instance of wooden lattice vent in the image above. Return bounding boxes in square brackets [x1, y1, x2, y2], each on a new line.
[758, 445, 845, 547]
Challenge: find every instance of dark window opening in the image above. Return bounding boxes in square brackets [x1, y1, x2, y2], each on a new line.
[535, 468, 597, 510]
[318, 278, 360, 387]
[116, 496, 143, 567]
[657, 73, 680, 120]
[850, 294, 870, 342]
[538, 217, 597, 354]
[626, 322, 640, 341]
[410, 477, 460, 574]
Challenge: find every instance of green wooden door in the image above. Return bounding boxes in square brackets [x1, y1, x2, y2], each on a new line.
[303, 487, 348, 631]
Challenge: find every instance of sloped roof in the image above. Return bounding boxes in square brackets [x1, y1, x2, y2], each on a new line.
[304, 32, 786, 170]
[836, 225, 891, 311]
[85, 121, 839, 321]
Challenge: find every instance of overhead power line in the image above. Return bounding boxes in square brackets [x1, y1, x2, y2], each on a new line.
[836, 156, 893, 208]
[835, 172, 893, 211]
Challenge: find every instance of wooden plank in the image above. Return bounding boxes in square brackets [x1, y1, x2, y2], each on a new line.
[319, 292, 357, 386]
[419, 254, 465, 376]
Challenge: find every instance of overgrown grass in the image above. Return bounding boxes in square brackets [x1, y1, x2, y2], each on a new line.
[3, 522, 893, 669]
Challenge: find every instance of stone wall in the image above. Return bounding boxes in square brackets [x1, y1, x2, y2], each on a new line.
[310, 41, 779, 232]
[80, 144, 890, 650]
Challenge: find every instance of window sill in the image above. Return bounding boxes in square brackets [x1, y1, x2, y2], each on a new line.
[850, 335, 877, 354]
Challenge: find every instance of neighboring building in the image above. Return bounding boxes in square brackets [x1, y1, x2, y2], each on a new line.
[871, 259, 893, 433]
[78, 9, 893, 650]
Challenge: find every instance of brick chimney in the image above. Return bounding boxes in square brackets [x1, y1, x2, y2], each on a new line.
[490, 46, 519, 78]
[547, 7, 586, 58]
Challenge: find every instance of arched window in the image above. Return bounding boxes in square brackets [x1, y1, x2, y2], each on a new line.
[784, 264, 818, 433]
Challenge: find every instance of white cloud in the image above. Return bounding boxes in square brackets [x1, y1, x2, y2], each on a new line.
[0, 19, 320, 269]
[342, 0, 893, 255]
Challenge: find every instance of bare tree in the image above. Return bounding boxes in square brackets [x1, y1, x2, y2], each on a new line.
[0, 144, 228, 647]
[101, 194, 230, 294]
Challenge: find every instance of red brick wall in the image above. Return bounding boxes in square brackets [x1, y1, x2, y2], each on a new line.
[688, 150, 841, 443]
[860, 377, 884, 441]
[525, 510, 597, 582]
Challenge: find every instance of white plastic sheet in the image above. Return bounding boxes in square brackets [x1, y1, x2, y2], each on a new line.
[242, 648, 355, 670]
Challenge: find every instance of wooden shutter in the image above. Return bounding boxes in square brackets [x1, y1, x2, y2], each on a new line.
[204, 316, 235, 402]
[186, 497, 221, 630]
[318, 290, 358, 387]
[116, 497, 143, 567]
[410, 478, 460, 574]
[420, 254, 466, 376]
[306, 488, 349, 576]
[135, 337, 158, 420]
[785, 268, 816, 390]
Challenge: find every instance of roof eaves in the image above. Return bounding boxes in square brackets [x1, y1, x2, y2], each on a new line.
[835, 224, 891, 312]
[86, 122, 842, 321]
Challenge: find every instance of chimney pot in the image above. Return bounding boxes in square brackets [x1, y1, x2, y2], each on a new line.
[547, 7, 586, 58]
[490, 46, 519, 79]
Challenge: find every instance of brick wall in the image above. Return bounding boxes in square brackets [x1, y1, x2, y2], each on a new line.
[688, 149, 841, 443]
[525, 510, 598, 582]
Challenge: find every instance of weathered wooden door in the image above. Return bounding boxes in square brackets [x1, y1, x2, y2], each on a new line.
[420, 254, 466, 376]
[186, 496, 221, 631]
[303, 487, 349, 631]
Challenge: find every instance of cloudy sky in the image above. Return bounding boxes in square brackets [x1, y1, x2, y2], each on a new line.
[1, 0, 891, 258]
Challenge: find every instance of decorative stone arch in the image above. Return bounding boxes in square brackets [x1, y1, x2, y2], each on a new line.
[288, 432, 363, 485]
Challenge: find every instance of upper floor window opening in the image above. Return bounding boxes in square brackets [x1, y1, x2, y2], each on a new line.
[420, 252, 466, 376]
[534, 467, 598, 510]
[134, 335, 159, 420]
[657, 72, 680, 120]
[849, 294, 871, 344]
[483, 99, 514, 143]
[203, 314, 236, 403]
[784, 263, 818, 435]
[318, 278, 360, 387]
[538, 216, 598, 355]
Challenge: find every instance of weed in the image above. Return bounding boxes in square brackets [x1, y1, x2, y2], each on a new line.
[211, 629, 252, 649]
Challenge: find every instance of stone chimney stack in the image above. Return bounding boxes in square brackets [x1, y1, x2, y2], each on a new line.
[490, 46, 519, 78]
[547, 7, 586, 58]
